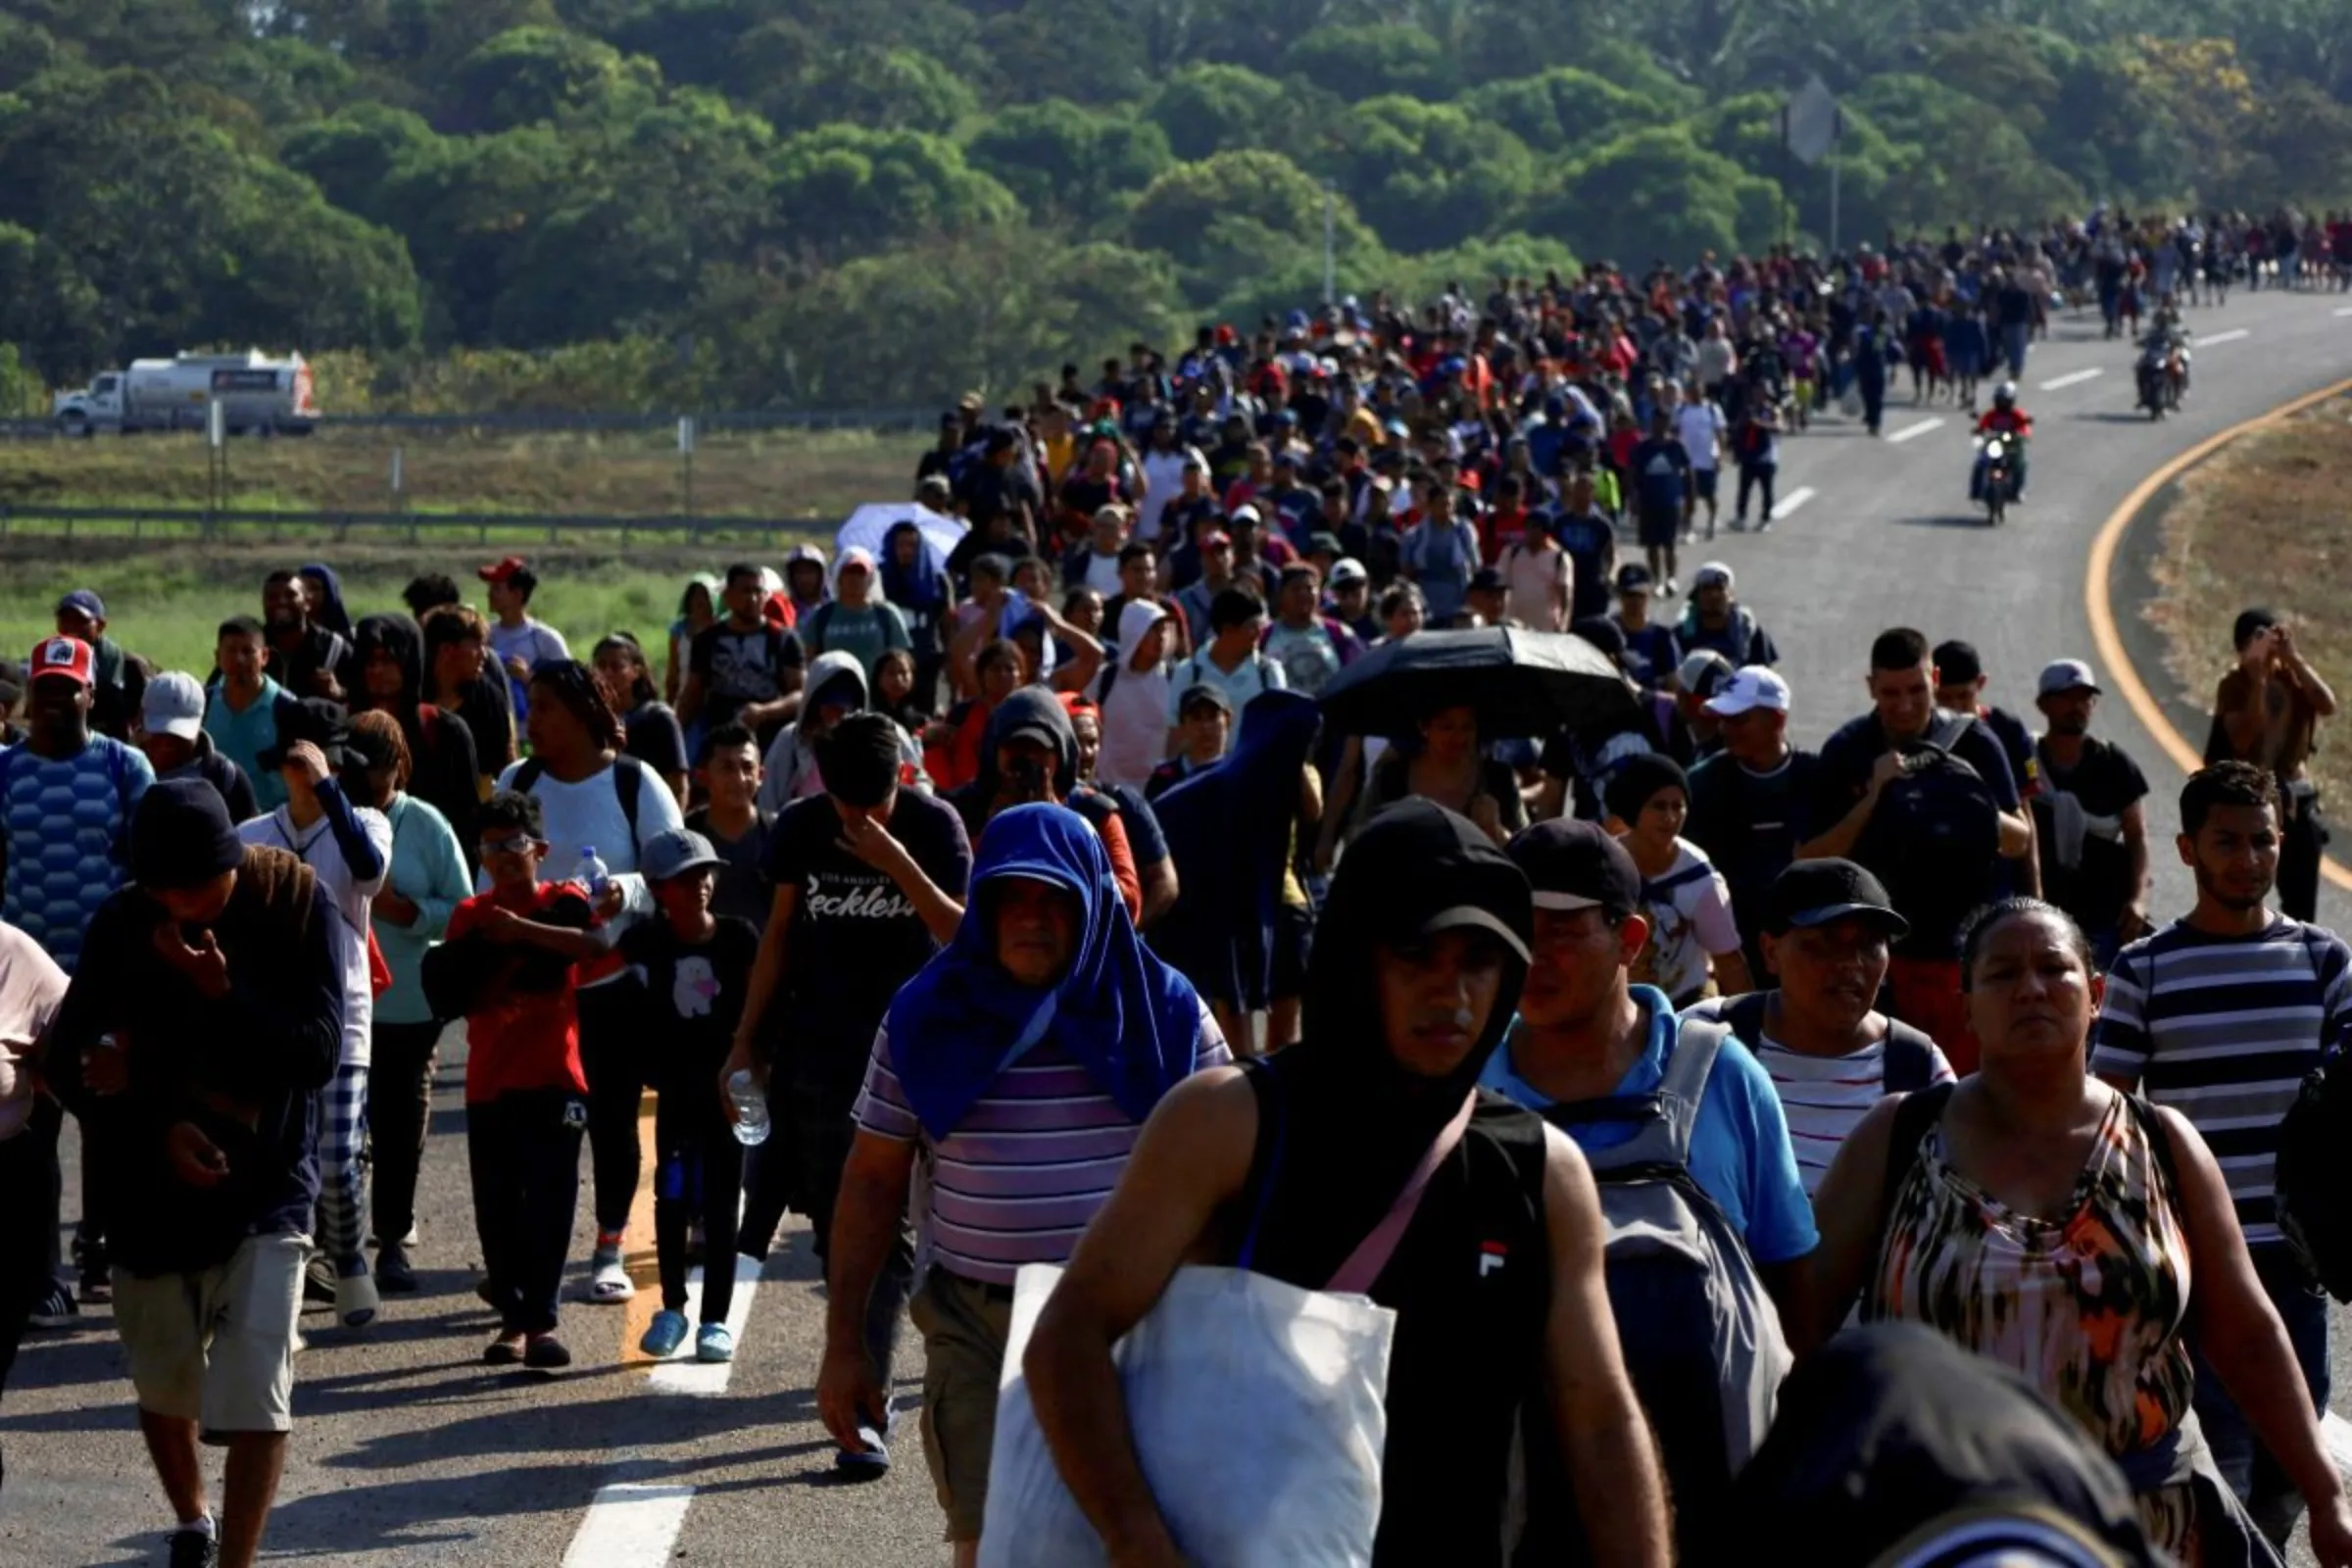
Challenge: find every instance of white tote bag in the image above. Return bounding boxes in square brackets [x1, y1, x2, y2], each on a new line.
[977, 1262, 1398, 1568]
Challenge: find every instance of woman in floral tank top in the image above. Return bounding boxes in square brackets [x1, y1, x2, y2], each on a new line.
[1810, 899, 2352, 1566]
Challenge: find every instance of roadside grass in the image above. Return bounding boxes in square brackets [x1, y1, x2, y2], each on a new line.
[0, 424, 925, 522]
[0, 536, 833, 682]
[2145, 394, 2352, 810]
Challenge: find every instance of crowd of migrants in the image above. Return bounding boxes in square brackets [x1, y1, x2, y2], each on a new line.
[2, 217, 2351, 1568]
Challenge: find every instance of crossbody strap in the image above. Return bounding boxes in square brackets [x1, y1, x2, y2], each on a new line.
[1326, 1090, 1478, 1296]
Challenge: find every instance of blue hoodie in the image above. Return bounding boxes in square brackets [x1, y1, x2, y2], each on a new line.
[883, 803, 1203, 1140]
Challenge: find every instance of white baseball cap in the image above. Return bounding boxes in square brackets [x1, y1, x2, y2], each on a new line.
[1704, 665, 1791, 717]
[141, 670, 207, 741]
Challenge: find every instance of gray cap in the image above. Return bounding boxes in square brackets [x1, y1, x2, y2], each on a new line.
[641, 827, 723, 883]
[2036, 658, 2102, 698]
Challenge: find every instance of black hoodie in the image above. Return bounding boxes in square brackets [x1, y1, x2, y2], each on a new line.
[354, 613, 481, 865]
[1230, 799, 1551, 1568]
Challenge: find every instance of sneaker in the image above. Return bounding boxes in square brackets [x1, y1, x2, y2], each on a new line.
[837, 1414, 892, 1477]
[76, 1261, 112, 1306]
[376, 1243, 417, 1295]
[26, 1284, 77, 1331]
[1729, 515, 1747, 533]
[336, 1255, 378, 1329]
[1659, 578, 1679, 598]
[168, 1526, 219, 1568]
[524, 1333, 571, 1371]
[695, 1323, 734, 1363]
[587, 1243, 634, 1304]
[639, 1309, 690, 1358]
[483, 1332, 525, 1365]
[303, 1256, 337, 1307]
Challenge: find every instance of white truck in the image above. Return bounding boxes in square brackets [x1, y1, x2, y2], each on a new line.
[53, 350, 319, 436]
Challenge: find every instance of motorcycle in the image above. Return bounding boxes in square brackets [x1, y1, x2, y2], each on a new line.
[1972, 433, 2018, 526]
[2136, 339, 2188, 418]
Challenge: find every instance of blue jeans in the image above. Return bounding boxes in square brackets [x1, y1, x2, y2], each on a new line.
[2000, 322, 2031, 380]
[2192, 1250, 2331, 1544]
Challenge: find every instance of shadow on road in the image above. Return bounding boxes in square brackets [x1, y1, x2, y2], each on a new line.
[1889, 514, 1994, 530]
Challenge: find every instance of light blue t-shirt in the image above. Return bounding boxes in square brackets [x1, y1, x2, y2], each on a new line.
[1480, 985, 1818, 1266]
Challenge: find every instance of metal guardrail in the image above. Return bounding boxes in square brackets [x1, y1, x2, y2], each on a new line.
[0, 503, 820, 539]
[0, 406, 936, 439]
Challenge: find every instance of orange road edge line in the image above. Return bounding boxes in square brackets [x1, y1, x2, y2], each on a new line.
[2083, 373, 2352, 894]
[618, 1096, 662, 1367]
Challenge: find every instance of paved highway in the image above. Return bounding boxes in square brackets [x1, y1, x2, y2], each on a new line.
[5, 287, 2352, 1566]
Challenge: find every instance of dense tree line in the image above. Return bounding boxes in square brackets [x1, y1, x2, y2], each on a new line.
[5, 0, 2352, 409]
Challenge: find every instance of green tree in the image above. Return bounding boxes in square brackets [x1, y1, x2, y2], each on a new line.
[1280, 24, 1456, 102]
[1144, 63, 1332, 163]
[281, 103, 443, 227]
[966, 101, 1175, 225]
[769, 125, 1022, 266]
[1849, 74, 2085, 228]
[977, 0, 1155, 106]
[760, 46, 979, 138]
[1521, 125, 1784, 265]
[1318, 97, 1535, 253]
[1461, 68, 1679, 155]
[445, 26, 658, 133]
[1129, 149, 1377, 299]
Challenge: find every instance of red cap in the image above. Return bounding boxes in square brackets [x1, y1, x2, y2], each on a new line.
[1197, 529, 1232, 550]
[28, 636, 93, 687]
[477, 556, 528, 584]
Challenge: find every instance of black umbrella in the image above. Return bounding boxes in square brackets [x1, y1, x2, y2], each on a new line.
[1317, 627, 1636, 740]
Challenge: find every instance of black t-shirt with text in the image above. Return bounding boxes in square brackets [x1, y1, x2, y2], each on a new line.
[690, 622, 805, 731]
[760, 789, 971, 1083]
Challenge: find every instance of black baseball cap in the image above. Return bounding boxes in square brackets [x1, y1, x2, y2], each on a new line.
[1176, 682, 1232, 718]
[1763, 858, 1910, 938]
[1932, 640, 1984, 687]
[1506, 819, 1642, 922]
[1615, 563, 1655, 595]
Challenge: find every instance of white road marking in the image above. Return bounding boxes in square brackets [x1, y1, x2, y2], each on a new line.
[1769, 486, 1815, 520]
[2038, 368, 2104, 391]
[562, 1483, 696, 1567]
[2334, 306, 2352, 318]
[2197, 328, 2250, 346]
[1887, 417, 1944, 445]
[646, 1254, 763, 1396]
[2328, 1410, 2352, 1476]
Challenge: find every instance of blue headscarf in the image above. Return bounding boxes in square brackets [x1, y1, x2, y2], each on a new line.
[1152, 690, 1321, 1011]
[884, 803, 1203, 1141]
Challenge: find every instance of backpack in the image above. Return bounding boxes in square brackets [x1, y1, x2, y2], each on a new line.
[2266, 926, 2352, 1301]
[1712, 991, 1941, 1093]
[512, 754, 648, 850]
[1520, 1016, 1791, 1564]
[1857, 712, 2003, 929]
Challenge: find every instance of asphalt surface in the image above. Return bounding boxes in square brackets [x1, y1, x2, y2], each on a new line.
[6, 287, 2352, 1567]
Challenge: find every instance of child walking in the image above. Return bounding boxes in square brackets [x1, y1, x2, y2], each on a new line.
[622, 829, 761, 1362]
[426, 790, 628, 1370]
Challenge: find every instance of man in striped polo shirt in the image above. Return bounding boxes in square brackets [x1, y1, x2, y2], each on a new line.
[2091, 760, 2352, 1546]
[1690, 859, 1954, 1199]
[822, 804, 1224, 1566]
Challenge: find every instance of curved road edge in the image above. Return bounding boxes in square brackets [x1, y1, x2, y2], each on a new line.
[2084, 373, 2352, 894]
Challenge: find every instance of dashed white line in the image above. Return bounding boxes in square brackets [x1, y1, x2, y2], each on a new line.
[562, 1483, 695, 1567]
[2039, 368, 2104, 391]
[1886, 417, 1944, 445]
[646, 1254, 765, 1396]
[1769, 486, 1815, 520]
[2334, 306, 2352, 318]
[2197, 328, 2250, 346]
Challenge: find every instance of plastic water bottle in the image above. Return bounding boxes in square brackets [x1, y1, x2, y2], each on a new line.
[727, 1069, 771, 1147]
[573, 844, 611, 899]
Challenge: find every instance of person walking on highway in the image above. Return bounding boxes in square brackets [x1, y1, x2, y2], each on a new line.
[351, 710, 470, 1297]
[725, 713, 970, 1470]
[235, 700, 392, 1331]
[822, 805, 1221, 1557]
[41, 780, 343, 1568]
[0, 636, 155, 1323]
[2031, 660, 2151, 967]
[2206, 609, 2336, 923]
[479, 558, 572, 730]
[1800, 628, 2032, 1070]
[2092, 762, 2351, 1548]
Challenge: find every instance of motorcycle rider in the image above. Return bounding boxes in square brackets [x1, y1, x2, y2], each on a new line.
[1970, 382, 2033, 505]
[2137, 301, 2191, 408]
